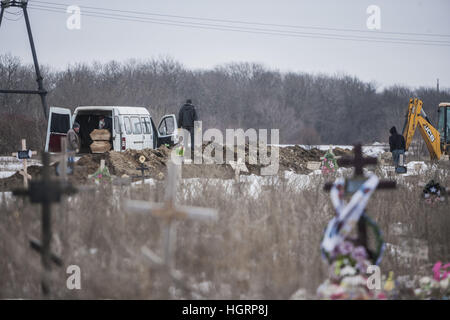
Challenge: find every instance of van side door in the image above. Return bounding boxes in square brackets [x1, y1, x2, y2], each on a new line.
[122, 116, 134, 151]
[113, 111, 124, 151]
[141, 116, 153, 149]
[45, 107, 73, 152]
[157, 114, 178, 147]
[130, 116, 144, 150]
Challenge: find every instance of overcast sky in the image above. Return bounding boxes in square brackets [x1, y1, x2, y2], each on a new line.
[1, 0, 449, 89]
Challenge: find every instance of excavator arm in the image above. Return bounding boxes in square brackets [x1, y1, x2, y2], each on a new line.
[402, 98, 441, 160]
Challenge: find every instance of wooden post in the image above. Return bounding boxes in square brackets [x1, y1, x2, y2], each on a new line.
[11, 139, 37, 188]
[125, 157, 218, 295]
[60, 137, 68, 182]
[21, 139, 29, 188]
[51, 137, 76, 181]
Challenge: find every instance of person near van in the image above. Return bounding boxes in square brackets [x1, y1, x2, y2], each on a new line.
[177, 99, 198, 157]
[67, 122, 81, 164]
[98, 115, 112, 130]
[389, 126, 406, 167]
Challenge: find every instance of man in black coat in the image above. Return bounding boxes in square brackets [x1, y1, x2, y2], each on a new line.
[389, 126, 406, 167]
[178, 99, 198, 158]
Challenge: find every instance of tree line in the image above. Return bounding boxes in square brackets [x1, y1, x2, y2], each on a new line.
[1, 53, 449, 154]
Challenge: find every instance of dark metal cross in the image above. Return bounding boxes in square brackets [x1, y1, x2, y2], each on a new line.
[339, 144, 377, 176]
[323, 143, 396, 261]
[324, 143, 396, 191]
[13, 152, 77, 296]
[134, 162, 151, 186]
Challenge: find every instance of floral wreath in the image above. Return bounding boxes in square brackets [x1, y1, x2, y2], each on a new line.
[321, 213, 385, 268]
[422, 180, 446, 204]
[321, 151, 338, 174]
[91, 166, 111, 183]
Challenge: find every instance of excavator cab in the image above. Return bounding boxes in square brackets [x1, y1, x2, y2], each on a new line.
[438, 102, 450, 154]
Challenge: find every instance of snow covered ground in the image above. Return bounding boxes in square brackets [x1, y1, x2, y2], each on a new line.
[132, 168, 353, 199]
[270, 143, 388, 158]
[0, 171, 16, 179]
[0, 156, 41, 171]
[0, 156, 42, 179]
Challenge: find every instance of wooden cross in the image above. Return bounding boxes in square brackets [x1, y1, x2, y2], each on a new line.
[229, 158, 248, 183]
[13, 152, 77, 296]
[323, 143, 396, 258]
[125, 157, 218, 295]
[11, 139, 37, 188]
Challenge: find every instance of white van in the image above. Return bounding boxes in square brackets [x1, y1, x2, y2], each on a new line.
[45, 106, 178, 153]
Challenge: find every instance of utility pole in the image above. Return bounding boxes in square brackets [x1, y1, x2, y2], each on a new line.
[437, 78, 440, 94]
[0, 0, 49, 119]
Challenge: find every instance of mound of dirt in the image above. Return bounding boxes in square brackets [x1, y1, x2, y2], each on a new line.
[333, 147, 354, 158]
[0, 144, 356, 191]
[107, 145, 171, 177]
[0, 166, 44, 192]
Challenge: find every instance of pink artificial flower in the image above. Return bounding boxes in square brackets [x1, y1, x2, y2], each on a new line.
[377, 292, 387, 300]
[433, 261, 450, 281]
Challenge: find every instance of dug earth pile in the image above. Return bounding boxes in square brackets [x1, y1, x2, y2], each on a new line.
[0, 144, 353, 191]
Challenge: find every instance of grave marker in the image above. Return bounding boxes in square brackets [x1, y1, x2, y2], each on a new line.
[323, 143, 396, 261]
[11, 139, 37, 188]
[324, 144, 396, 192]
[133, 155, 151, 186]
[13, 152, 77, 295]
[88, 159, 112, 183]
[125, 157, 218, 295]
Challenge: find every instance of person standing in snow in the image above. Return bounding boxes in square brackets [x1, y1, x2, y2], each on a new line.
[177, 99, 198, 158]
[389, 126, 406, 167]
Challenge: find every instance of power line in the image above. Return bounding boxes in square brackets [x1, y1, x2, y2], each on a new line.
[27, 4, 450, 47]
[28, 2, 450, 46]
[32, 0, 450, 38]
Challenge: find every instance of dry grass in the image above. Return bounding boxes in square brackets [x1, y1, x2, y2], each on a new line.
[0, 164, 449, 299]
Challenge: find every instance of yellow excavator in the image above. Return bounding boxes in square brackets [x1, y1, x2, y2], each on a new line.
[402, 98, 450, 160]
